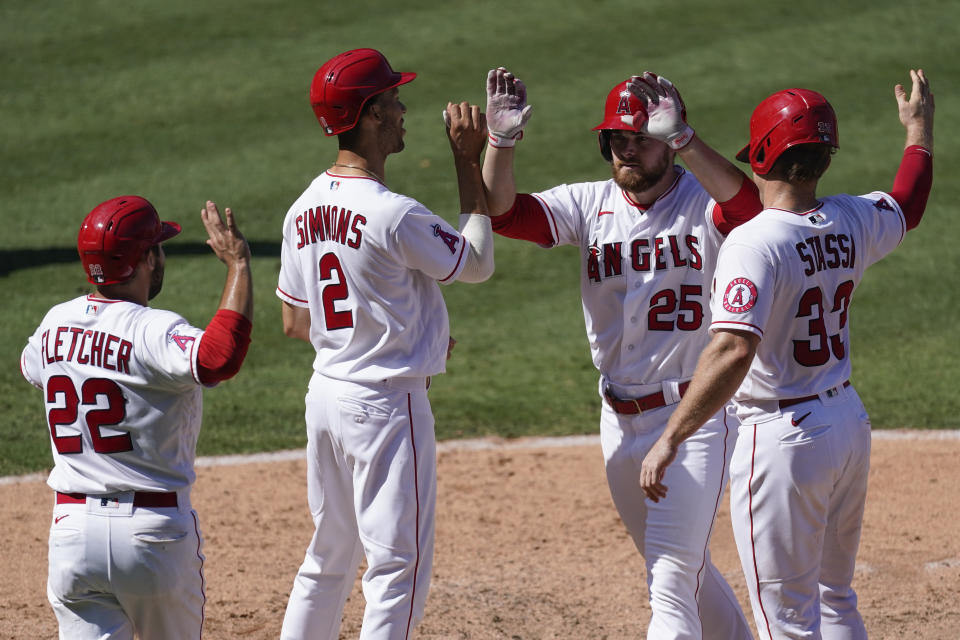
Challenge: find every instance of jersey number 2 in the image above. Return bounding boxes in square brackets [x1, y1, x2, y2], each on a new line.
[793, 281, 854, 366]
[46, 376, 131, 454]
[320, 253, 354, 330]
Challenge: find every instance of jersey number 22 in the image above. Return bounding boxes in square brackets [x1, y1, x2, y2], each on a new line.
[46, 376, 132, 454]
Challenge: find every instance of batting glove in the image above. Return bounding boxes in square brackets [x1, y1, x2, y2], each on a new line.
[485, 67, 533, 148]
[628, 72, 695, 150]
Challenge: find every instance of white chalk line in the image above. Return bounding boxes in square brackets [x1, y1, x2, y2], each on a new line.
[2, 429, 958, 487]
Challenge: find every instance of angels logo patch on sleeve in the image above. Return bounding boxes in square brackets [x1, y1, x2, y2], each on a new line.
[170, 331, 196, 352]
[722, 277, 758, 313]
[431, 223, 460, 254]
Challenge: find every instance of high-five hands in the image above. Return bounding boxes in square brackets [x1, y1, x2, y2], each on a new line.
[485, 67, 533, 148]
[628, 72, 695, 150]
[443, 102, 487, 161]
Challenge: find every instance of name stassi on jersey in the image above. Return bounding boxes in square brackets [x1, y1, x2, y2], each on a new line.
[795, 232, 856, 276]
[295, 205, 366, 251]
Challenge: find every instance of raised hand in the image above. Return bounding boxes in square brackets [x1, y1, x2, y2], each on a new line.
[895, 69, 934, 151]
[485, 67, 533, 148]
[628, 72, 695, 150]
[201, 201, 250, 267]
[445, 101, 487, 161]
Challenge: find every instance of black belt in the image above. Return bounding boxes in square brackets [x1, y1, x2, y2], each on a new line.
[778, 381, 850, 409]
[56, 491, 178, 508]
[604, 381, 691, 415]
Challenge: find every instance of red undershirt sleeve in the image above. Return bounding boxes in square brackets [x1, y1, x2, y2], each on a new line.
[889, 145, 933, 231]
[197, 309, 253, 385]
[712, 176, 763, 235]
[490, 194, 554, 245]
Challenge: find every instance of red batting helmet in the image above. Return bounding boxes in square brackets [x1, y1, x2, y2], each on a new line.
[593, 79, 646, 133]
[592, 76, 684, 162]
[309, 48, 416, 136]
[593, 79, 643, 162]
[736, 88, 839, 175]
[77, 195, 181, 285]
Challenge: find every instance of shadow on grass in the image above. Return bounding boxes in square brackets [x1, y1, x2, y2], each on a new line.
[0, 242, 282, 277]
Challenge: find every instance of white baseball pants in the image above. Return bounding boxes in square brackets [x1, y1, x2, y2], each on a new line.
[280, 374, 436, 640]
[47, 495, 205, 640]
[601, 402, 753, 640]
[730, 386, 870, 639]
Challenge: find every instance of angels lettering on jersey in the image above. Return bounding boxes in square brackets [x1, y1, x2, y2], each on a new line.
[586, 229, 703, 283]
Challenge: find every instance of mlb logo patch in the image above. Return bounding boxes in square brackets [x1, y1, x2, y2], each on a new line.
[89, 263, 105, 283]
[330, 181, 340, 191]
[85, 304, 100, 315]
[808, 212, 826, 225]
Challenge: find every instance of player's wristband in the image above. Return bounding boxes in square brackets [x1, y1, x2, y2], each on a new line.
[666, 125, 695, 150]
[488, 130, 523, 148]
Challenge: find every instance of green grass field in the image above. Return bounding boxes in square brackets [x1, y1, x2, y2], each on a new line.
[2, 0, 957, 476]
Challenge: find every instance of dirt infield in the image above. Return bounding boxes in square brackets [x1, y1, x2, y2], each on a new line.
[2, 433, 958, 639]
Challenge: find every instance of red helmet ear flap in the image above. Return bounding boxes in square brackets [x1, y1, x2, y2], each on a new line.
[598, 131, 613, 162]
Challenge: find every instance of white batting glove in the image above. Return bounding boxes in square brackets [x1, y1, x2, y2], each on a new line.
[485, 67, 533, 148]
[628, 72, 695, 150]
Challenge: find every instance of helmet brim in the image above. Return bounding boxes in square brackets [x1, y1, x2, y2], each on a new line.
[157, 221, 181, 243]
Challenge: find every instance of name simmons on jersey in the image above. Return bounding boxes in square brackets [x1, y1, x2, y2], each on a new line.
[586, 234, 703, 282]
[294, 205, 366, 250]
[38, 327, 133, 373]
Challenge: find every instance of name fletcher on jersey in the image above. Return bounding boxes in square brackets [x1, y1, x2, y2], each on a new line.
[586, 233, 704, 282]
[39, 326, 133, 374]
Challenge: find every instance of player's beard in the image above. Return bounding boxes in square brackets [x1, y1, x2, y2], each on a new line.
[611, 151, 672, 194]
[148, 262, 164, 300]
[380, 118, 405, 155]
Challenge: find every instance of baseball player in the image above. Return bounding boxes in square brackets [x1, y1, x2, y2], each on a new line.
[20, 196, 253, 639]
[640, 70, 935, 638]
[276, 48, 493, 640]
[482, 68, 761, 639]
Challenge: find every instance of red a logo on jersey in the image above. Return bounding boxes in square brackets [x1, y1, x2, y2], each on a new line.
[170, 332, 196, 352]
[432, 224, 460, 254]
[874, 197, 894, 212]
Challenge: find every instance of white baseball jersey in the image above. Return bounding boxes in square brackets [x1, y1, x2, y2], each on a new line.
[276, 170, 470, 382]
[20, 295, 206, 494]
[711, 191, 905, 406]
[533, 167, 725, 385]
